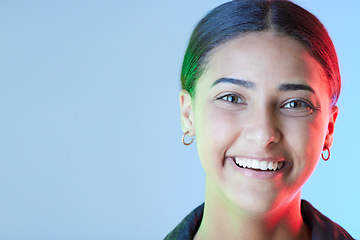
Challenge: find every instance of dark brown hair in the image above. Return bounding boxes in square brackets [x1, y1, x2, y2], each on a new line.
[181, 0, 340, 106]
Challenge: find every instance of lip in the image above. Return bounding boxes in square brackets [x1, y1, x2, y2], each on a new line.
[227, 157, 291, 180]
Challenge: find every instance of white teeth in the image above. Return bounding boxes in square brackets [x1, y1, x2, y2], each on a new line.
[268, 161, 274, 170]
[260, 161, 268, 170]
[239, 158, 245, 167]
[234, 157, 284, 171]
[273, 162, 278, 171]
[251, 159, 260, 169]
[246, 158, 252, 168]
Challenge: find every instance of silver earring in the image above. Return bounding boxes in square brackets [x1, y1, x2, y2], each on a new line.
[321, 146, 330, 161]
[182, 131, 194, 146]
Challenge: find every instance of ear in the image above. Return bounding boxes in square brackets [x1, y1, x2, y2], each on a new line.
[324, 106, 339, 149]
[179, 89, 195, 136]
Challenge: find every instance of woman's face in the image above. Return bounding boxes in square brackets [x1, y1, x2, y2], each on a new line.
[180, 32, 338, 214]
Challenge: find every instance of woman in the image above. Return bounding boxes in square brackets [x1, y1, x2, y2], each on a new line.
[165, 0, 354, 239]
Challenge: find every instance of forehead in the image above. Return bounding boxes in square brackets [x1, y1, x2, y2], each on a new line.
[199, 31, 326, 89]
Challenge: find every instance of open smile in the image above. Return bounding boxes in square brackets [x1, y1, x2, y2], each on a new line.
[234, 157, 284, 171]
[227, 157, 289, 179]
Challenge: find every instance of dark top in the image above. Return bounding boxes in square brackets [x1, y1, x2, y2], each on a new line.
[164, 200, 354, 240]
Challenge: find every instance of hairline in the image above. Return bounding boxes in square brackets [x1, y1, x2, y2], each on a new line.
[191, 29, 321, 100]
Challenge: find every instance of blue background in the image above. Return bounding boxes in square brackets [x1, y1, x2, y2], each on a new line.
[0, 0, 359, 239]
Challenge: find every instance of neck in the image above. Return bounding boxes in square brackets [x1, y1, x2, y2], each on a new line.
[194, 179, 311, 240]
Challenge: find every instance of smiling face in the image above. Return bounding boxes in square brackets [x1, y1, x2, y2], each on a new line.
[180, 31, 338, 214]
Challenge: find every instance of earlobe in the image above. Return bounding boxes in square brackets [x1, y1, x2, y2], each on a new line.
[324, 106, 339, 148]
[179, 89, 195, 136]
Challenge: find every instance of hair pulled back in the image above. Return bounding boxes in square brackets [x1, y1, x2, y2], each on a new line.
[181, 0, 340, 106]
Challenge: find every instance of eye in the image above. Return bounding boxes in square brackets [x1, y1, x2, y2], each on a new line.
[283, 100, 309, 109]
[217, 93, 245, 104]
[281, 98, 318, 117]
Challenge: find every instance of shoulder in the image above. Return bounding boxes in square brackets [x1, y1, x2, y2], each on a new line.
[164, 201, 354, 239]
[301, 200, 354, 240]
[164, 204, 204, 240]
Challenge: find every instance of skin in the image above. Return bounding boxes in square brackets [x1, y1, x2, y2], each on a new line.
[179, 31, 338, 240]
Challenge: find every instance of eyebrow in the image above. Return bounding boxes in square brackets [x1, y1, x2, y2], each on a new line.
[211, 77, 255, 89]
[278, 83, 315, 93]
[212, 78, 315, 94]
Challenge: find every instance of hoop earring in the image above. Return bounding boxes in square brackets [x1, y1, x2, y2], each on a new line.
[182, 131, 194, 146]
[321, 146, 330, 161]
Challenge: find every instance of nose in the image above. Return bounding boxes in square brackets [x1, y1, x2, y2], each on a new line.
[243, 108, 281, 149]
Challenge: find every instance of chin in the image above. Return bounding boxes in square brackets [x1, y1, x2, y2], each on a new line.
[213, 181, 284, 217]
[235, 194, 280, 216]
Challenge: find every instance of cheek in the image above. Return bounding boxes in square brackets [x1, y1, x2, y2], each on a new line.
[304, 117, 328, 173]
[304, 115, 327, 157]
[195, 105, 238, 169]
[284, 115, 327, 184]
[284, 113, 327, 154]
